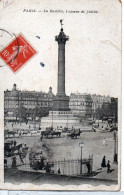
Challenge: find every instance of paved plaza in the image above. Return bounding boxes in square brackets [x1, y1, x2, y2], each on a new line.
[4, 122, 118, 184]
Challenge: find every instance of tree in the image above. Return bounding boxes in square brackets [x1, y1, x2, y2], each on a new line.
[18, 106, 28, 122]
[95, 100, 118, 122]
[32, 107, 50, 119]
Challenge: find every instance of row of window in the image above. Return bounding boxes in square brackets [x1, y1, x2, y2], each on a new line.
[21, 101, 51, 105]
[5, 99, 52, 104]
[20, 98, 52, 101]
[70, 99, 92, 102]
[70, 102, 92, 106]
[23, 104, 50, 108]
[20, 94, 51, 98]
[5, 94, 53, 100]
[5, 104, 52, 109]
[5, 105, 18, 108]
[71, 108, 93, 111]
[71, 95, 91, 98]
[4, 102, 18, 106]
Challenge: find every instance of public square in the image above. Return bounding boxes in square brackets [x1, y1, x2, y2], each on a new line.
[4, 121, 118, 184]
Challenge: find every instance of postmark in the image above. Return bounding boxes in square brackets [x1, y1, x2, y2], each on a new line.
[0, 29, 17, 49]
[0, 33, 37, 72]
[0, 29, 19, 67]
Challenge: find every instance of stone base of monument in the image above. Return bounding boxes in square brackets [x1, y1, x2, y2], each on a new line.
[53, 95, 70, 111]
[41, 111, 82, 129]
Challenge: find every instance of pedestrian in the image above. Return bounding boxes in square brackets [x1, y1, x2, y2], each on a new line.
[45, 163, 51, 173]
[101, 156, 106, 167]
[107, 160, 111, 173]
[40, 135, 43, 141]
[24, 144, 27, 149]
[14, 140, 16, 147]
[57, 168, 61, 174]
[12, 156, 17, 168]
[39, 157, 44, 170]
[4, 159, 7, 168]
[86, 163, 91, 174]
[113, 130, 117, 139]
[19, 145, 24, 164]
[102, 138, 106, 146]
[51, 125, 53, 131]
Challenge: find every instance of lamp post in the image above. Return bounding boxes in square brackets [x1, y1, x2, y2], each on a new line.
[79, 142, 85, 176]
[52, 110, 53, 127]
[67, 114, 68, 129]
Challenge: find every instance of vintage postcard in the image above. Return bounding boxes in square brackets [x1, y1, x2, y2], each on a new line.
[0, 0, 121, 191]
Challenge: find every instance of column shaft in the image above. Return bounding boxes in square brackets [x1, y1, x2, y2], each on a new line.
[57, 43, 65, 95]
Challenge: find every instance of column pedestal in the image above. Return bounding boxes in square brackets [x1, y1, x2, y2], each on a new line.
[53, 94, 70, 111]
[41, 111, 81, 129]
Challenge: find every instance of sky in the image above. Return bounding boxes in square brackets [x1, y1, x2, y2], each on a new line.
[0, 0, 121, 98]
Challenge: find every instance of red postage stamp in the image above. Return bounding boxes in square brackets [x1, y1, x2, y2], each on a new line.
[0, 34, 37, 72]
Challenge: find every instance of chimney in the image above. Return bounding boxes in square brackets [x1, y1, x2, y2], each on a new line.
[49, 87, 52, 94]
[12, 84, 17, 91]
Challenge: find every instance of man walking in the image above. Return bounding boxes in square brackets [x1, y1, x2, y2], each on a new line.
[107, 160, 111, 173]
[102, 138, 106, 146]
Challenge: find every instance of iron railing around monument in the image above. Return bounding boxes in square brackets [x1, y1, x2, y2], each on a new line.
[5, 155, 93, 176]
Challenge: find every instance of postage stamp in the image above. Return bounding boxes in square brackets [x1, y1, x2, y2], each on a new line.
[0, 34, 37, 72]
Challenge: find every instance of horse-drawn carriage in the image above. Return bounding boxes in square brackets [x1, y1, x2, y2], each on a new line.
[41, 127, 61, 138]
[5, 130, 17, 138]
[5, 129, 23, 138]
[109, 126, 118, 132]
[62, 127, 69, 132]
[4, 140, 28, 157]
[4, 141, 14, 157]
[67, 128, 81, 139]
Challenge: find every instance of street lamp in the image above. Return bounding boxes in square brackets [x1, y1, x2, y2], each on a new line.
[52, 110, 53, 127]
[67, 114, 68, 129]
[79, 142, 85, 176]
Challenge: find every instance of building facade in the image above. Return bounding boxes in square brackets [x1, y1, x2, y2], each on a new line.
[69, 93, 93, 118]
[4, 84, 54, 121]
[91, 94, 111, 112]
[69, 93, 111, 119]
[4, 84, 114, 121]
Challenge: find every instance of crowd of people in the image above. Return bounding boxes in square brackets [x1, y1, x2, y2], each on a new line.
[92, 121, 117, 132]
